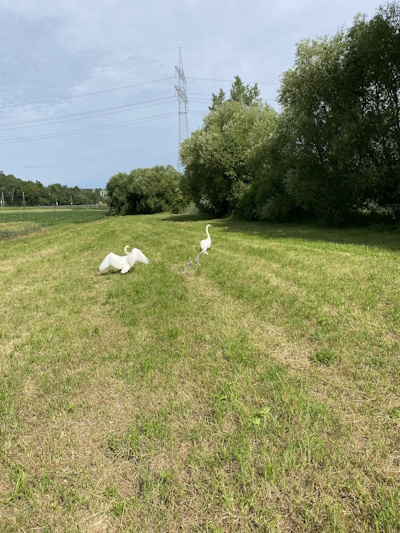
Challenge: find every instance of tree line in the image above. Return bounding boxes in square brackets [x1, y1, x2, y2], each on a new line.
[0, 171, 102, 207]
[108, 2, 400, 225]
[178, 1, 400, 224]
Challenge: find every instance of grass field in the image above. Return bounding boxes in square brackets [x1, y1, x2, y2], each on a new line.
[0, 210, 399, 532]
[0, 207, 108, 240]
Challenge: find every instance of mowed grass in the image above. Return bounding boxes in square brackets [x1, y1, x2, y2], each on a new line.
[0, 211, 399, 532]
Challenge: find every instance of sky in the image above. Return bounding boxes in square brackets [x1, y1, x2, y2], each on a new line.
[0, 0, 382, 190]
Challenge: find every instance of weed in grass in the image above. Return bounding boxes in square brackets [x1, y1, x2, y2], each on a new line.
[313, 348, 338, 365]
[103, 485, 119, 499]
[107, 412, 173, 465]
[388, 407, 400, 419]
[38, 473, 54, 495]
[193, 523, 225, 533]
[212, 381, 241, 421]
[56, 482, 90, 512]
[222, 333, 255, 368]
[107, 433, 136, 462]
[371, 489, 400, 531]
[369, 357, 384, 368]
[247, 406, 271, 431]
[110, 500, 126, 517]
[7, 464, 31, 503]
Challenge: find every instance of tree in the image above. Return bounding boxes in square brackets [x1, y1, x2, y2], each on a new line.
[106, 166, 185, 215]
[255, 1, 400, 223]
[106, 172, 130, 214]
[180, 77, 277, 216]
[346, 4, 400, 210]
[229, 75, 262, 106]
[208, 76, 262, 111]
[276, 32, 369, 222]
[237, 113, 298, 221]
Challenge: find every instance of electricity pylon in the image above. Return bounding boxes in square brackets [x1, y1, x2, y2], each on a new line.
[175, 47, 189, 172]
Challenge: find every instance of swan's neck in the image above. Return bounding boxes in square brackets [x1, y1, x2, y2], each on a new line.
[206, 226, 210, 238]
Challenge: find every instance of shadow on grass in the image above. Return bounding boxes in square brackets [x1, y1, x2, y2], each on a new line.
[162, 213, 211, 223]
[163, 214, 400, 251]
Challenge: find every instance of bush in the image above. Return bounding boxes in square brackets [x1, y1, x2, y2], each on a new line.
[106, 166, 186, 215]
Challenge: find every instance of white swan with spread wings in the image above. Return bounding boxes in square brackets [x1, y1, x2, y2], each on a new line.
[99, 245, 150, 274]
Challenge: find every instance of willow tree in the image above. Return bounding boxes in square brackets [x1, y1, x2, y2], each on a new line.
[266, 1, 400, 223]
[346, 2, 400, 210]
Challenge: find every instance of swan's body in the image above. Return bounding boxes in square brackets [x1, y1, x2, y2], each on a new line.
[200, 224, 213, 255]
[99, 246, 150, 274]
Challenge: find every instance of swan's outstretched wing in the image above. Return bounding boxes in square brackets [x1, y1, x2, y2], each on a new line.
[128, 248, 150, 267]
[99, 253, 125, 272]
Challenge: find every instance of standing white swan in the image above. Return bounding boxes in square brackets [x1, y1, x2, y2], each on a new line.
[99, 245, 150, 274]
[200, 224, 213, 255]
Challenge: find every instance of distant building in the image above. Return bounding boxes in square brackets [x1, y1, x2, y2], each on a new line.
[92, 188, 107, 198]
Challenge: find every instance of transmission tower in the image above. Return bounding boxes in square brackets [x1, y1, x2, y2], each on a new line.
[175, 47, 189, 172]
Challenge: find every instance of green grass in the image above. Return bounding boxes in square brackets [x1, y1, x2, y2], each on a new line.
[0, 206, 108, 238]
[0, 212, 399, 531]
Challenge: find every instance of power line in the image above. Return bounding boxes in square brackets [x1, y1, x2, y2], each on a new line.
[0, 77, 175, 110]
[0, 112, 176, 145]
[0, 51, 279, 155]
[0, 96, 176, 131]
[187, 76, 279, 86]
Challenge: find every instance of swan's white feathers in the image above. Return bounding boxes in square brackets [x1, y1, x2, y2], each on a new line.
[127, 248, 150, 267]
[200, 237, 211, 252]
[99, 247, 150, 274]
[99, 253, 125, 272]
[200, 224, 212, 255]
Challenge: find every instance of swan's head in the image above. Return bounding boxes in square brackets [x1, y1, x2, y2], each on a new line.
[207, 224, 213, 228]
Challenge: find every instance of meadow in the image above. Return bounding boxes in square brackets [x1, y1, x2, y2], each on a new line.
[0, 209, 399, 532]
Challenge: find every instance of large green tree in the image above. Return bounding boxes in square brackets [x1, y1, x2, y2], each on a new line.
[253, 1, 400, 223]
[276, 31, 372, 222]
[346, 3, 400, 209]
[180, 76, 277, 217]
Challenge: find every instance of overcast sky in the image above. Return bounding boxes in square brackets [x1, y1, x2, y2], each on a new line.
[0, 0, 381, 189]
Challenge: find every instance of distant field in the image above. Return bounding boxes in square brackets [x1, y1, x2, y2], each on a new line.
[0, 213, 399, 531]
[0, 207, 108, 240]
